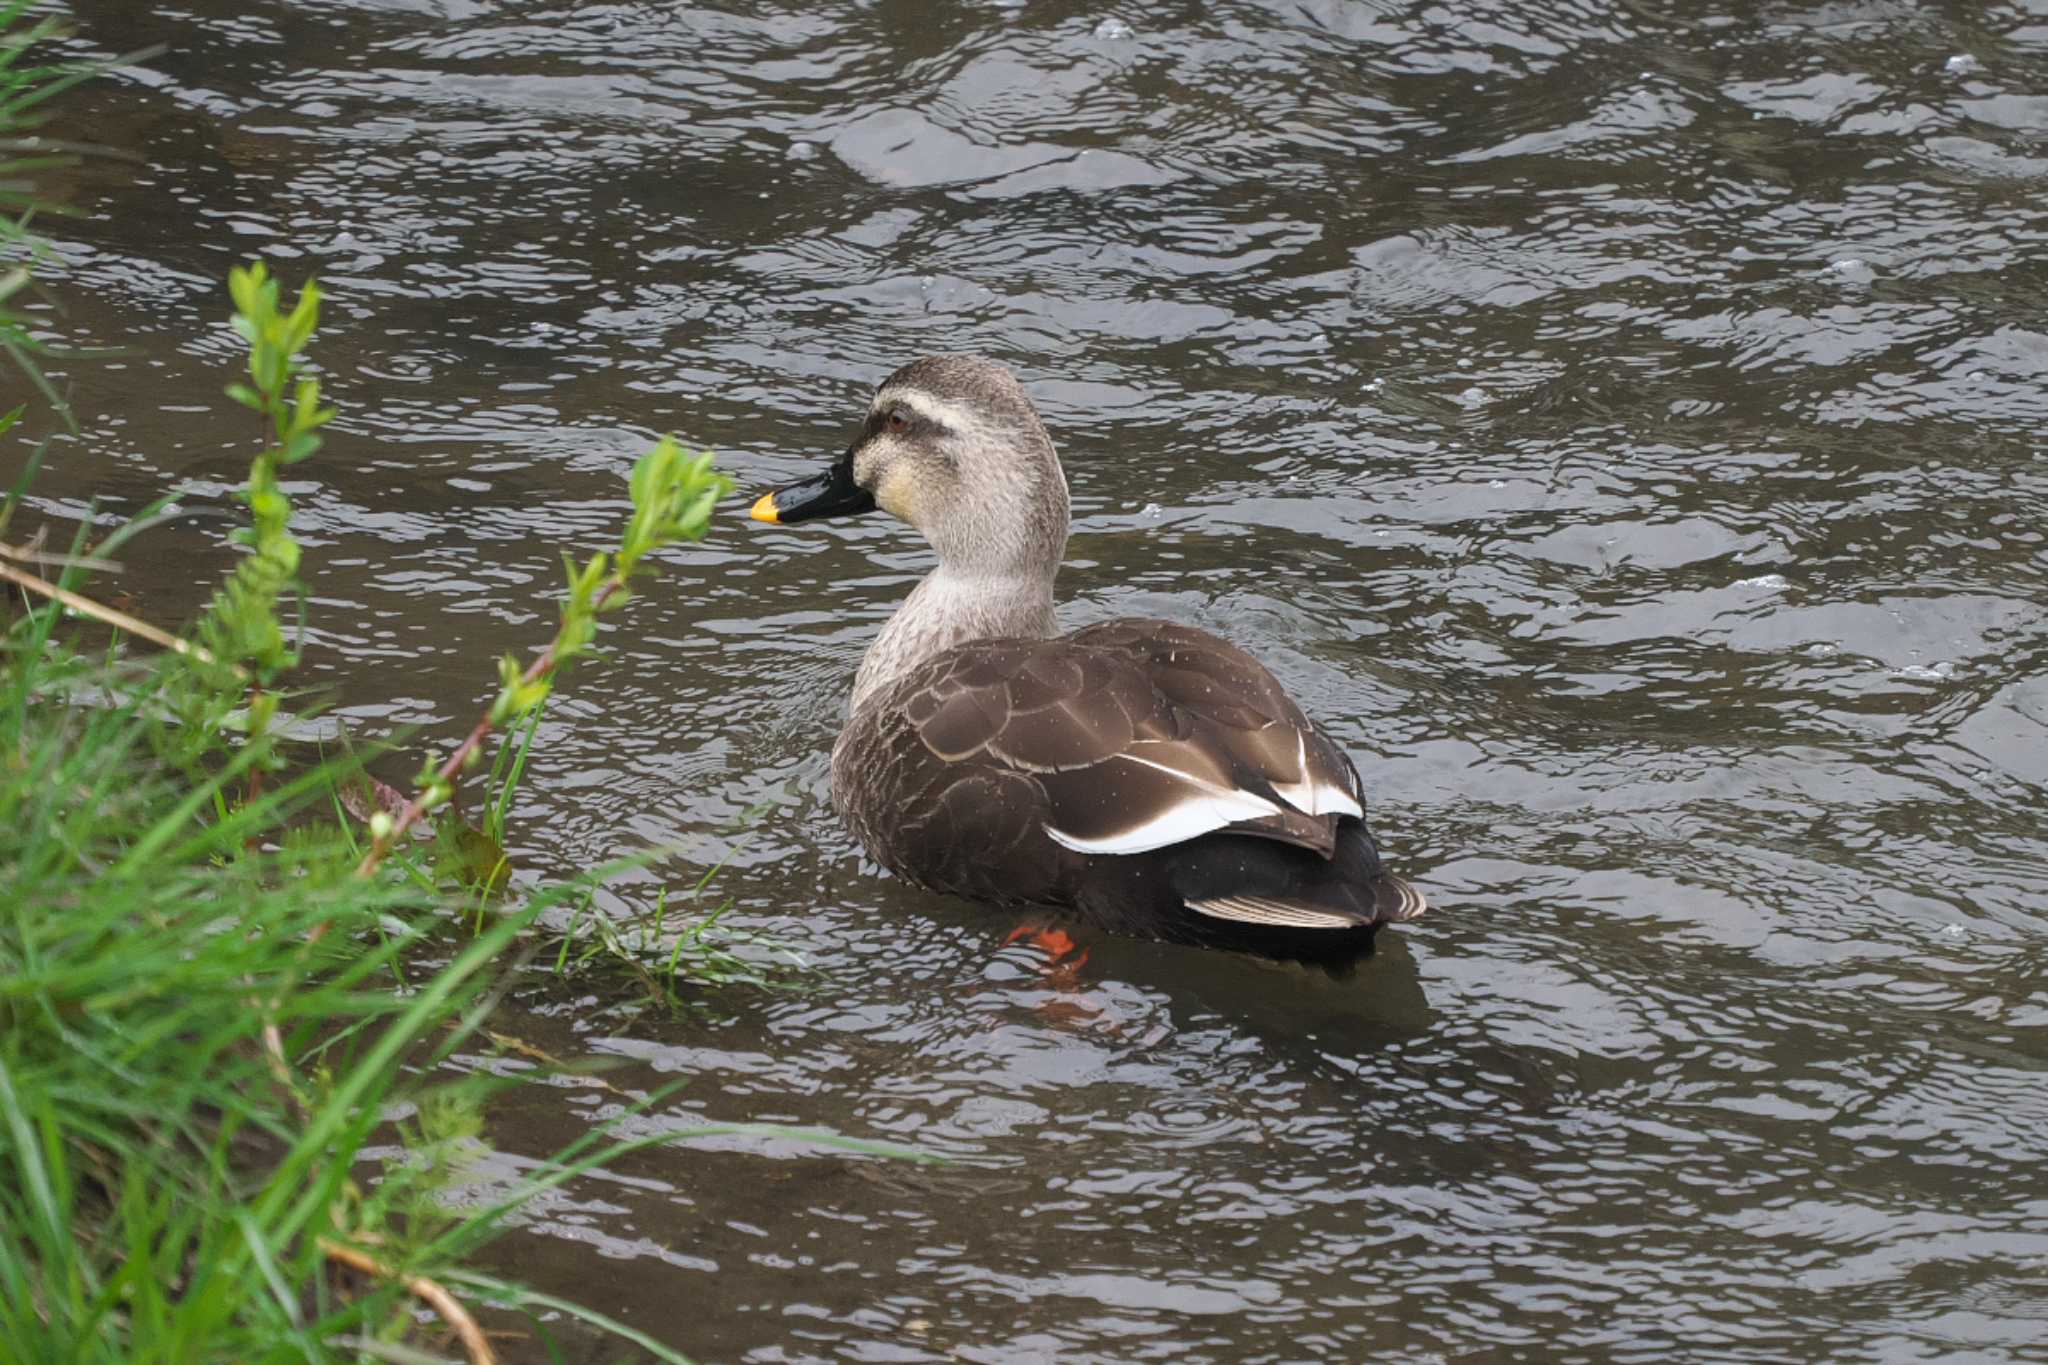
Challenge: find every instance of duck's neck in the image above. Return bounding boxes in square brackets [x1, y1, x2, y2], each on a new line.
[851, 564, 1058, 713]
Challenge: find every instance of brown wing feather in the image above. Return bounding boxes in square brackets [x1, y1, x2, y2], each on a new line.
[835, 682, 1057, 906]
[1070, 620, 1364, 839]
[834, 619, 1367, 906]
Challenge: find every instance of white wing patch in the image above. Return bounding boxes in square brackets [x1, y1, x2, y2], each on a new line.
[1043, 752, 1284, 855]
[1267, 729, 1364, 819]
[1187, 896, 1360, 930]
[1045, 787, 1279, 855]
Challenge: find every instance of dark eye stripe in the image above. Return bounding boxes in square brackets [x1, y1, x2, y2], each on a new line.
[872, 405, 947, 438]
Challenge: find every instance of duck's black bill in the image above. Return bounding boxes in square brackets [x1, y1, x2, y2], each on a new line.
[750, 457, 876, 525]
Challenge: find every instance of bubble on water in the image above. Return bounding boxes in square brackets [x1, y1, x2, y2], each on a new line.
[1364, 377, 1384, 392]
[1892, 661, 1957, 682]
[1944, 53, 1980, 75]
[786, 139, 816, 162]
[1966, 369, 1986, 381]
[1488, 479, 1505, 489]
[1456, 358, 1472, 369]
[1458, 385, 1487, 407]
[1807, 642, 1839, 657]
[1939, 922, 1968, 941]
[1373, 528, 1388, 537]
[1093, 17, 1133, 39]
[1825, 256, 1869, 277]
[1736, 573, 1787, 591]
[1138, 502, 1162, 520]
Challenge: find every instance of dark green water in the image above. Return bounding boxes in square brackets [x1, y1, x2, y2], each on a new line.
[13, 0, 2048, 1359]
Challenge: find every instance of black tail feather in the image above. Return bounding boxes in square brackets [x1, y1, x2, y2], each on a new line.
[1074, 822, 1428, 963]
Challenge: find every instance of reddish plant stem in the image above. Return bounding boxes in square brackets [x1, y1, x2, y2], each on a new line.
[349, 579, 621, 882]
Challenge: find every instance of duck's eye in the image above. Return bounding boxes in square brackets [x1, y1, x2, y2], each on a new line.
[887, 408, 909, 432]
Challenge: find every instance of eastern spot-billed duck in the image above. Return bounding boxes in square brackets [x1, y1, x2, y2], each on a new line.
[751, 356, 1425, 965]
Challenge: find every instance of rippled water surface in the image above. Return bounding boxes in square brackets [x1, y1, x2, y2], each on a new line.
[17, 0, 2048, 1358]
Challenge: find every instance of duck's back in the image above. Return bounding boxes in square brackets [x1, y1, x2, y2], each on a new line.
[831, 618, 1423, 958]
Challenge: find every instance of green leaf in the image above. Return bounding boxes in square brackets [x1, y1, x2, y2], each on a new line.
[227, 260, 264, 318]
[282, 278, 322, 353]
[433, 811, 513, 898]
[249, 488, 287, 527]
[678, 486, 719, 538]
[512, 679, 552, 713]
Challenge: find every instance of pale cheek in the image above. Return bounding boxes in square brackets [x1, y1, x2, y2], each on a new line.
[875, 466, 921, 526]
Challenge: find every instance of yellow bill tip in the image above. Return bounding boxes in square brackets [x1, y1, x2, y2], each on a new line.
[749, 491, 781, 524]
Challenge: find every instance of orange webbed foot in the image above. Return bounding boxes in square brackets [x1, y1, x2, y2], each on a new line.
[1003, 924, 1090, 972]
[990, 925, 1116, 1029]
[1003, 924, 1093, 997]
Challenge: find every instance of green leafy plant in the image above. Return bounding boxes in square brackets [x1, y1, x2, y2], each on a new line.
[0, 258, 883, 1362]
[149, 263, 334, 764]
[0, 16, 918, 1355]
[356, 436, 730, 882]
[550, 870, 808, 1011]
[209, 266, 330, 676]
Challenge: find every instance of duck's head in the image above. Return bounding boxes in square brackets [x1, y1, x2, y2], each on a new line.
[751, 356, 1071, 578]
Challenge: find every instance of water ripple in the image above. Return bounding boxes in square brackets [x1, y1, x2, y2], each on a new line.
[17, 0, 2048, 1358]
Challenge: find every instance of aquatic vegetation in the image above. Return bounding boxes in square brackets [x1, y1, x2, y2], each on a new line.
[0, 15, 888, 1360]
[0, 263, 745, 1360]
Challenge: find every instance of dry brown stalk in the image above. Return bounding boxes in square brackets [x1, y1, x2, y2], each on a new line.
[319, 1239, 499, 1365]
[0, 557, 247, 680]
[483, 1028, 633, 1098]
[0, 533, 123, 573]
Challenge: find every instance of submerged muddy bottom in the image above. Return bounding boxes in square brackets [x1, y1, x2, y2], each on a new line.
[18, 0, 2048, 1359]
